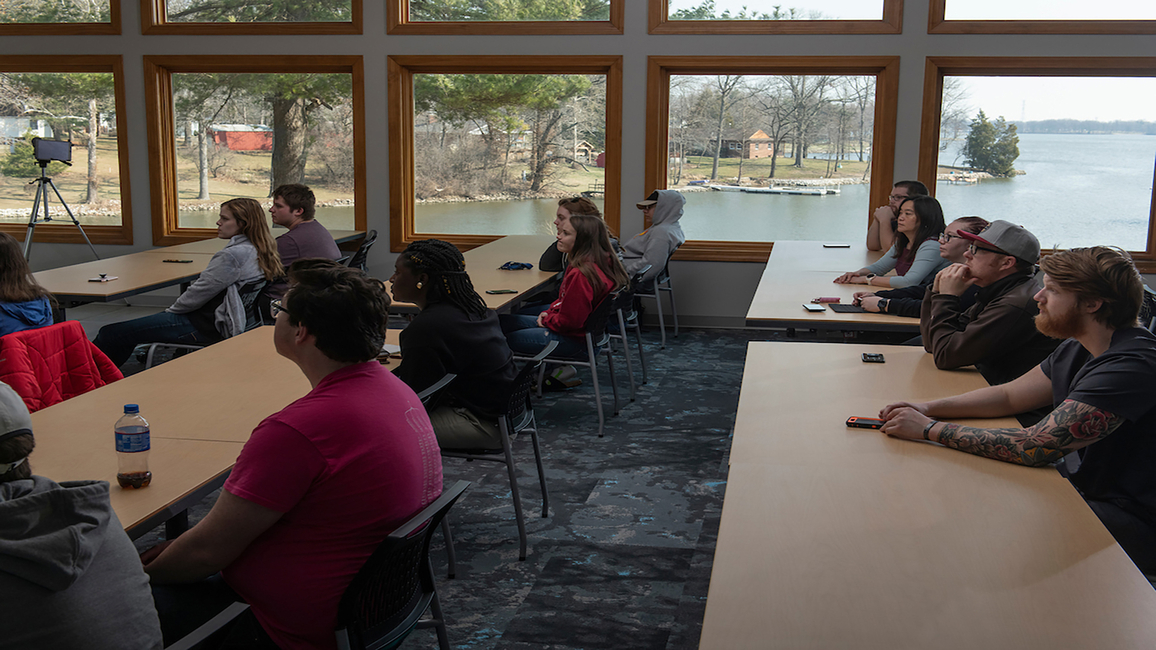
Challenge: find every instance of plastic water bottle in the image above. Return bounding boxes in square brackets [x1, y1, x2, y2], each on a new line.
[115, 404, 151, 489]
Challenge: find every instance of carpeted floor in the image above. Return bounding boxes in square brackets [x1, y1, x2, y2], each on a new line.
[133, 327, 783, 649]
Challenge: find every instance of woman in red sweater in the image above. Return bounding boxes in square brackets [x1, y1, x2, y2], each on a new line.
[501, 215, 628, 357]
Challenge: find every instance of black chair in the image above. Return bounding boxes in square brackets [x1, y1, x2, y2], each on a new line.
[334, 480, 470, 650]
[345, 230, 378, 273]
[609, 266, 651, 401]
[143, 279, 268, 369]
[1140, 283, 1156, 332]
[634, 244, 682, 349]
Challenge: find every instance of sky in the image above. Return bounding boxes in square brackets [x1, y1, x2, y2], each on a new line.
[956, 77, 1156, 123]
[665, 0, 1156, 21]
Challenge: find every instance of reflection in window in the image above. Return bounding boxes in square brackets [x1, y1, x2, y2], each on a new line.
[667, 74, 876, 242]
[170, 73, 354, 230]
[943, 0, 1156, 21]
[0, 72, 121, 226]
[0, 0, 110, 23]
[666, 0, 883, 21]
[409, 0, 610, 21]
[163, 0, 351, 23]
[412, 73, 606, 236]
[935, 75, 1156, 251]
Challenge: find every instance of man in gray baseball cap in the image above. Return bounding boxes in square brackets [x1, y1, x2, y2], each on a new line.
[920, 220, 1061, 408]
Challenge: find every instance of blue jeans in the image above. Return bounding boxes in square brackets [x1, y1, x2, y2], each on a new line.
[499, 314, 587, 359]
[93, 311, 218, 368]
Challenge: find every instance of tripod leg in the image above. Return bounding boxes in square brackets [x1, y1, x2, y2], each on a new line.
[45, 177, 100, 261]
[24, 180, 45, 261]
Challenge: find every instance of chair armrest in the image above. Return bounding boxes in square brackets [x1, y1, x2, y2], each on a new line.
[416, 373, 457, 403]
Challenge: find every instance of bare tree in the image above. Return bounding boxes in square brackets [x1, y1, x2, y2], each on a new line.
[707, 75, 747, 180]
[940, 77, 972, 155]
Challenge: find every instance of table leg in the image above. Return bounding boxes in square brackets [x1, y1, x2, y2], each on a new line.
[165, 510, 189, 539]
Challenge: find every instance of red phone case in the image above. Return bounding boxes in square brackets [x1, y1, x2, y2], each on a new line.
[846, 416, 885, 429]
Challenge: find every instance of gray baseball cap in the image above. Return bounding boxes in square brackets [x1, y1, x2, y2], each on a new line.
[958, 220, 1041, 264]
[0, 383, 32, 475]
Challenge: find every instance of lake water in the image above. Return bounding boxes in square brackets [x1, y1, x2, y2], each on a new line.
[178, 133, 1156, 251]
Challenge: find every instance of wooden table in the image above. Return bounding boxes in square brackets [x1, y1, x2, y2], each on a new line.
[33, 250, 214, 308]
[745, 241, 921, 333]
[161, 229, 366, 255]
[699, 341, 1156, 649]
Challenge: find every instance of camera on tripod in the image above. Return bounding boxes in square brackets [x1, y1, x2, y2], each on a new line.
[32, 137, 72, 165]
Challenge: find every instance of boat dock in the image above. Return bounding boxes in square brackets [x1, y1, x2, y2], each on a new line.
[709, 185, 840, 196]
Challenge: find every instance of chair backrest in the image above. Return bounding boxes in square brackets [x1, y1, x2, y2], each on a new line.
[346, 230, 378, 273]
[237, 279, 269, 331]
[505, 340, 557, 429]
[582, 287, 624, 340]
[1141, 284, 1156, 332]
[655, 242, 683, 283]
[335, 480, 470, 650]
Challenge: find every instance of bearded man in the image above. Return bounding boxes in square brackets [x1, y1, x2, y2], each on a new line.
[879, 246, 1156, 585]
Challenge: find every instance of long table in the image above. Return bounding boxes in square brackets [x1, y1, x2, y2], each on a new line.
[160, 229, 366, 255]
[746, 241, 922, 332]
[33, 250, 215, 308]
[700, 342, 1156, 649]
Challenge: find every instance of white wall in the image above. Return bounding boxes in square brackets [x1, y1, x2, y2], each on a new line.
[4, 2, 1155, 322]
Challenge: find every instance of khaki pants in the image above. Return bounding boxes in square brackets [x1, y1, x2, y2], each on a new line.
[429, 406, 503, 450]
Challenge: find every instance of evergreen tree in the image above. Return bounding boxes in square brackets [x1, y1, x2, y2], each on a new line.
[962, 110, 1020, 177]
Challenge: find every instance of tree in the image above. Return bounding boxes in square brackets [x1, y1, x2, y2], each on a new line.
[939, 77, 971, 154]
[670, 0, 817, 20]
[163, 0, 350, 22]
[962, 110, 1020, 176]
[409, 0, 609, 21]
[706, 75, 747, 180]
[1, 0, 109, 23]
[1, 133, 68, 178]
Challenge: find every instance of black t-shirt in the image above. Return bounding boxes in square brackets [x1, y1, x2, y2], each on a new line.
[1041, 328, 1156, 523]
[393, 301, 517, 419]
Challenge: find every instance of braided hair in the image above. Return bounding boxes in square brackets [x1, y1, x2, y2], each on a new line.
[399, 239, 488, 318]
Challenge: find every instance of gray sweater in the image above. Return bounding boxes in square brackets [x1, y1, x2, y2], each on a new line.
[622, 189, 686, 283]
[862, 239, 950, 288]
[167, 234, 263, 338]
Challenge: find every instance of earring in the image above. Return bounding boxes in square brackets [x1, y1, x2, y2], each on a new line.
[416, 281, 423, 289]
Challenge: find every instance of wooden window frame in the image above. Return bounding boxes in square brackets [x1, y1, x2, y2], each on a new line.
[387, 0, 623, 35]
[929, 0, 1156, 34]
[918, 57, 1156, 272]
[649, 0, 903, 35]
[0, 0, 119, 35]
[387, 55, 623, 252]
[0, 56, 133, 246]
[143, 55, 366, 246]
[141, 0, 361, 35]
[646, 56, 901, 263]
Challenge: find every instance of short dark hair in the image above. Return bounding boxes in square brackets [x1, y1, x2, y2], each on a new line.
[0, 433, 33, 483]
[1040, 247, 1143, 330]
[272, 183, 316, 221]
[284, 259, 390, 362]
[894, 180, 929, 197]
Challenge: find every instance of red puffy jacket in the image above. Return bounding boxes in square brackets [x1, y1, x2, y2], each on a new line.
[0, 321, 122, 412]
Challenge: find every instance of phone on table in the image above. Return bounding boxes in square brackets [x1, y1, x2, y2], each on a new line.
[163, 259, 194, 263]
[823, 243, 851, 248]
[803, 303, 825, 312]
[862, 353, 885, 363]
[486, 289, 518, 295]
[846, 416, 885, 430]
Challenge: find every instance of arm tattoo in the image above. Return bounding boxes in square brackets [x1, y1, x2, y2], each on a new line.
[935, 400, 1124, 467]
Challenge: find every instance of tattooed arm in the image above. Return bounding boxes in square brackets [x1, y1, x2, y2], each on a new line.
[880, 398, 1124, 467]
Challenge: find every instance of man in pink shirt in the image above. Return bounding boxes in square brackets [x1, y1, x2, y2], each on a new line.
[144, 260, 443, 649]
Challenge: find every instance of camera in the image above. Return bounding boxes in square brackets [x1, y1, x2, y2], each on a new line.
[32, 137, 72, 164]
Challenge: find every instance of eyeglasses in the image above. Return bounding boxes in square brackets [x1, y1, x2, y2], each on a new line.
[968, 243, 1008, 256]
[938, 232, 963, 243]
[888, 194, 908, 201]
[270, 299, 289, 319]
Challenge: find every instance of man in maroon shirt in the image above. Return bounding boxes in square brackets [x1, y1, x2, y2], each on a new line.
[267, 184, 341, 299]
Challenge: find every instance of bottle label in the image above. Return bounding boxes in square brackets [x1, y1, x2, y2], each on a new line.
[115, 431, 150, 453]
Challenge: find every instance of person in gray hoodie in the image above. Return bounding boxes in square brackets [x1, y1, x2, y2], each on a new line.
[0, 382, 163, 650]
[622, 190, 686, 284]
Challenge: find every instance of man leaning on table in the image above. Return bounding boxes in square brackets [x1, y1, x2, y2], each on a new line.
[880, 246, 1156, 586]
[267, 183, 341, 299]
[142, 260, 443, 650]
[920, 220, 1059, 388]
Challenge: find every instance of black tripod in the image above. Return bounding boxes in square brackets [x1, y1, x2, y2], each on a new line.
[24, 160, 100, 263]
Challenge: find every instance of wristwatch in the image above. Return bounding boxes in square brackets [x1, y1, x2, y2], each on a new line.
[865, 273, 877, 285]
[879, 298, 889, 313]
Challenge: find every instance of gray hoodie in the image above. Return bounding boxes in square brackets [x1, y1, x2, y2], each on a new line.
[622, 189, 686, 283]
[0, 476, 163, 650]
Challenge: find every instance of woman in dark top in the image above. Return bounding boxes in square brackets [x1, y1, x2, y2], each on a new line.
[390, 239, 517, 450]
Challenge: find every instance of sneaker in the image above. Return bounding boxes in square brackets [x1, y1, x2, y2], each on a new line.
[543, 364, 582, 391]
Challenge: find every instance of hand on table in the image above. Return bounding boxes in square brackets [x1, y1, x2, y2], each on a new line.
[879, 402, 933, 441]
[834, 272, 858, 284]
[858, 296, 884, 313]
[934, 263, 977, 296]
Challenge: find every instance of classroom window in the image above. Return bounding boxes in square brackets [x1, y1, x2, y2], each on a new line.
[389, 0, 623, 35]
[143, 0, 360, 34]
[929, 0, 1156, 33]
[144, 57, 365, 246]
[649, 57, 899, 262]
[650, 0, 902, 34]
[0, 0, 117, 34]
[389, 56, 622, 252]
[0, 57, 132, 246]
[918, 58, 1156, 268]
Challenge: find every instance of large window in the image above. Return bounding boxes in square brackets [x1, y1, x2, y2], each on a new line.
[929, 0, 1156, 34]
[388, 0, 623, 35]
[389, 56, 622, 252]
[0, 0, 117, 34]
[650, 0, 902, 34]
[0, 57, 132, 245]
[647, 57, 899, 261]
[143, 0, 360, 34]
[144, 56, 365, 245]
[918, 57, 1156, 269]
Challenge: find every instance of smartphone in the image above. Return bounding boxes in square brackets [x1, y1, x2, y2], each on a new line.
[485, 289, 519, 295]
[823, 243, 851, 248]
[163, 259, 194, 263]
[803, 303, 826, 312]
[846, 416, 885, 430]
[862, 353, 885, 363]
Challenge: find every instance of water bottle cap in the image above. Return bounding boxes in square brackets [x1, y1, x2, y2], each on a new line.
[123, 404, 139, 414]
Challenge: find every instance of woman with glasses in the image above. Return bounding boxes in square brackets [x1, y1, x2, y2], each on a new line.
[835, 195, 949, 289]
[93, 198, 282, 368]
[854, 216, 989, 316]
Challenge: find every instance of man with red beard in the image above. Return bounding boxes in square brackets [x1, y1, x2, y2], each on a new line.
[880, 246, 1156, 585]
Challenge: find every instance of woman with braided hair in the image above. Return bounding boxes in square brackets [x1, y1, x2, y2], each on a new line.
[390, 239, 517, 450]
